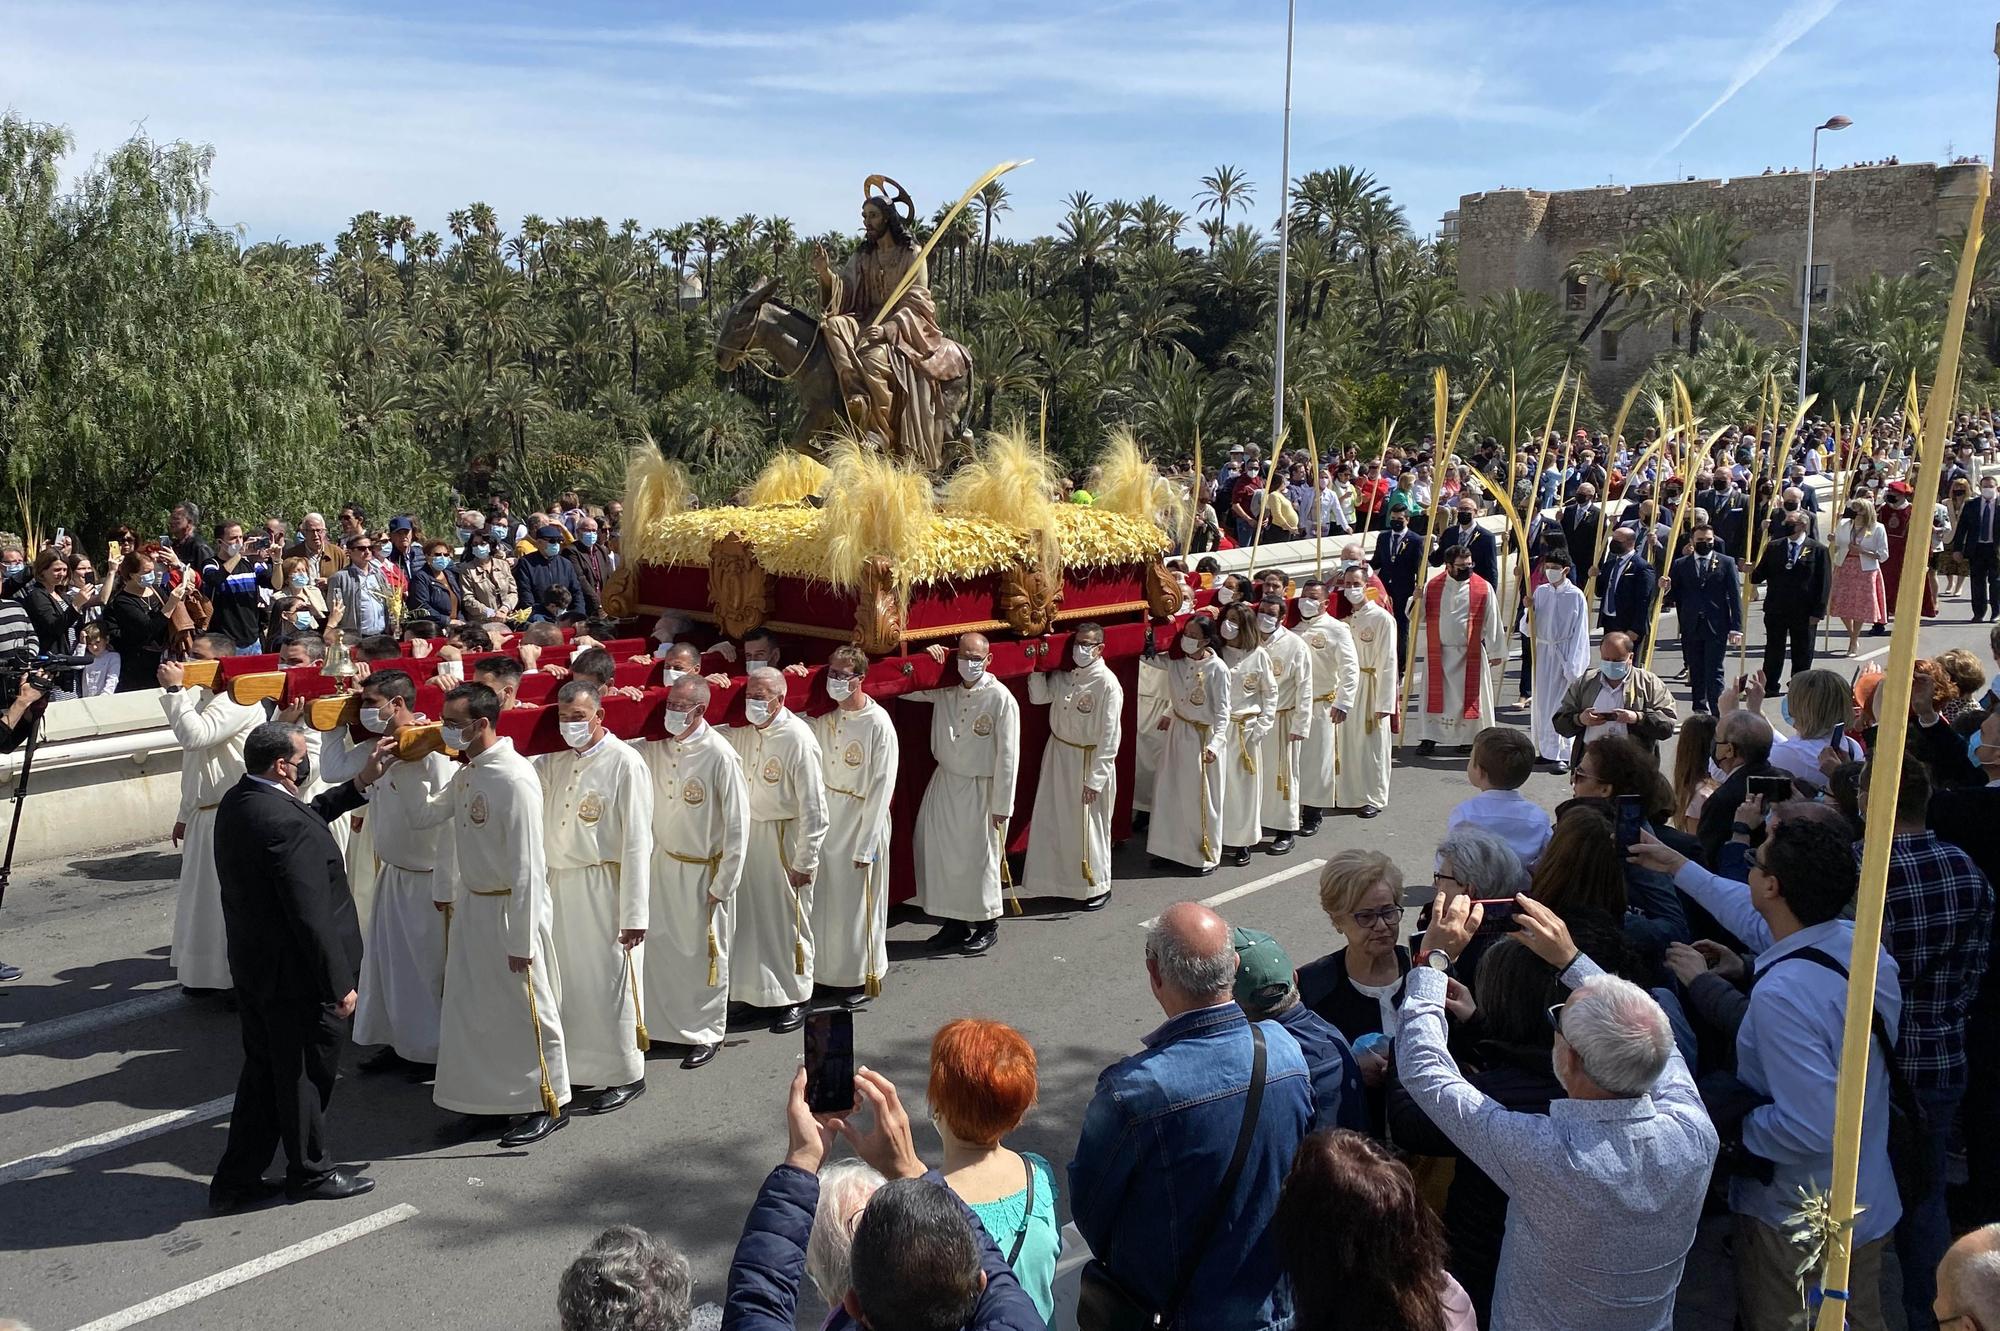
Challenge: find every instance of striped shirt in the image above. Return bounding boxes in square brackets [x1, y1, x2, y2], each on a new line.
[0, 597, 34, 664]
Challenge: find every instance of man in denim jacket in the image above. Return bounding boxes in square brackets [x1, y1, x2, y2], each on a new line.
[1068, 902, 1313, 1330]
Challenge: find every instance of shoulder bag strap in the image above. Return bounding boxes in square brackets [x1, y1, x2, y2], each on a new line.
[1006, 1154, 1038, 1267]
[1753, 946, 1908, 1089]
[1165, 1022, 1267, 1319]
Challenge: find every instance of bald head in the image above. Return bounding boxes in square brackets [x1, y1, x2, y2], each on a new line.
[958, 632, 990, 658]
[745, 666, 786, 703]
[663, 642, 701, 673]
[1939, 1225, 2000, 1328]
[1145, 902, 1238, 1013]
[667, 674, 710, 714]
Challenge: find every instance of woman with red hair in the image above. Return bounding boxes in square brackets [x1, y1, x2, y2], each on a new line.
[927, 1018, 1059, 1322]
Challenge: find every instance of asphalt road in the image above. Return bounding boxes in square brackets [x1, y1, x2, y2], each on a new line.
[2, 592, 1977, 1331]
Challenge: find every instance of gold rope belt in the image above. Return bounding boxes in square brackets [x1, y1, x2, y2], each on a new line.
[1232, 712, 1260, 775]
[667, 849, 725, 986]
[1314, 690, 1340, 703]
[1271, 707, 1294, 799]
[1359, 666, 1381, 734]
[469, 887, 513, 897]
[196, 803, 219, 813]
[773, 818, 807, 976]
[1050, 734, 1099, 887]
[826, 785, 864, 799]
[1172, 714, 1216, 861]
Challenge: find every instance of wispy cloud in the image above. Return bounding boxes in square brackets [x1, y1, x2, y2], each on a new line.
[1649, 0, 1845, 166]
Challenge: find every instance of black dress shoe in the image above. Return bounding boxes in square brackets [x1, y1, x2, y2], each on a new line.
[840, 988, 873, 1009]
[582, 1081, 645, 1115]
[285, 1169, 376, 1203]
[923, 921, 973, 950]
[1298, 814, 1322, 838]
[1417, 740, 1436, 755]
[1266, 834, 1295, 856]
[0, 962, 22, 982]
[1228, 847, 1253, 867]
[209, 1177, 282, 1213]
[403, 1061, 437, 1083]
[681, 1042, 719, 1069]
[960, 922, 999, 955]
[1079, 892, 1111, 912]
[359, 1047, 408, 1075]
[1359, 806, 1380, 819]
[498, 1112, 567, 1148]
[771, 1004, 806, 1033]
[1190, 864, 1216, 877]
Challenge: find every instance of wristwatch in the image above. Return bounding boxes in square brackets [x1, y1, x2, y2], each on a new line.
[1415, 948, 1453, 972]
[1730, 821, 1757, 836]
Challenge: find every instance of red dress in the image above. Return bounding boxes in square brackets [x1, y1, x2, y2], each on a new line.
[1879, 504, 1939, 619]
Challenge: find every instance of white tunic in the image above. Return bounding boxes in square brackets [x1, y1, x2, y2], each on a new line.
[1257, 626, 1314, 833]
[1131, 659, 1172, 813]
[1218, 646, 1277, 847]
[1146, 654, 1231, 868]
[724, 711, 829, 1006]
[353, 749, 452, 1062]
[428, 739, 570, 1117]
[1530, 580, 1592, 762]
[1024, 661, 1123, 900]
[1337, 603, 1400, 812]
[319, 728, 379, 933]
[1296, 612, 1359, 809]
[164, 688, 260, 991]
[811, 703, 900, 989]
[538, 735, 652, 1088]
[1417, 574, 1505, 744]
[642, 725, 748, 1047]
[911, 673, 1022, 923]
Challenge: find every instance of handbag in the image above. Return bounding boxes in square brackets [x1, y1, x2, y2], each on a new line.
[1075, 1023, 1268, 1331]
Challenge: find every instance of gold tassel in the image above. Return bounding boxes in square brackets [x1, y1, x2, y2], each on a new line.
[524, 971, 561, 1120]
[706, 912, 720, 989]
[999, 823, 1022, 916]
[862, 862, 882, 998]
[1197, 722, 1216, 862]
[626, 948, 650, 1052]
[1081, 743, 1098, 888]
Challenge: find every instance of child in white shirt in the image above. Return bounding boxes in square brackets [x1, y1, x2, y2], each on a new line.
[1446, 726, 1553, 869]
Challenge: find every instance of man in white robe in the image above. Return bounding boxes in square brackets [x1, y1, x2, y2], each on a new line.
[537, 679, 651, 1115]
[1217, 607, 1277, 865]
[724, 668, 828, 1032]
[161, 634, 261, 995]
[1529, 548, 1591, 770]
[642, 674, 748, 1068]
[318, 712, 381, 934]
[1131, 654, 1171, 818]
[1292, 578, 1358, 837]
[1254, 590, 1313, 854]
[424, 682, 570, 1148]
[1335, 566, 1399, 817]
[912, 633, 1021, 955]
[1024, 622, 1123, 908]
[1145, 617, 1232, 873]
[347, 670, 450, 1074]
[809, 646, 899, 1005]
[1416, 546, 1505, 751]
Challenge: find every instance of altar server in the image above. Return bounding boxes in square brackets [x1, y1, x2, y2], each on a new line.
[1293, 579, 1357, 836]
[1529, 548, 1591, 769]
[1023, 621, 1122, 908]
[912, 634, 1022, 956]
[1334, 565, 1399, 817]
[1146, 616, 1231, 873]
[1254, 590, 1313, 855]
[162, 633, 261, 995]
[810, 646, 900, 1004]
[1215, 602, 1277, 866]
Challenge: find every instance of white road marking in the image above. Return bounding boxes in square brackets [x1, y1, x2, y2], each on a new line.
[0, 1096, 233, 1187]
[1140, 858, 1326, 928]
[0, 990, 183, 1054]
[68, 1203, 420, 1331]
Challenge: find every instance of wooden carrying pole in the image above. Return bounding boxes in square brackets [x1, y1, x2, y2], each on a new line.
[1809, 100, 1990, 1331]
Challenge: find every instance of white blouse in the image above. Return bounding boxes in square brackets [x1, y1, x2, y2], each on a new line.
[1832, 519, 1889, 571]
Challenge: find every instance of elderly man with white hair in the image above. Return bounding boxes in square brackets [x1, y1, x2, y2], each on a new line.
[806, 1159, 887, 1310]
[1399, 890, 1717, 1331]
[1937, 1225, 2000, 1331]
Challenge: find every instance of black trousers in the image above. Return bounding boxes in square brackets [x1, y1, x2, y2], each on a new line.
[214, 998, 345, 1188]
[1971, 548, 2000, 620]
[1684, 632, 1726, 714]
[1761, 616, 1815, 690]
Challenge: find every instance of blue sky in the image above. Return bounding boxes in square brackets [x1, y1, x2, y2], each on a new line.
[2, 0, 1993, 246]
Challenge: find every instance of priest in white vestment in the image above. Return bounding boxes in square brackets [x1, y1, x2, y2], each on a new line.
[1024, 623, 1123, 907]
[1292, 579, 1358, 836]
[912, 634, 1021, 955]
[1416, 547, 1505, 750]
[161, 639, 261, 994]
[1529, 549, 1591, 769]
[642, 675, 748, 1068]
[809, 646, 900, 1002]
[537, 679, 652, 1113]
[1334, 567, 1400, 817]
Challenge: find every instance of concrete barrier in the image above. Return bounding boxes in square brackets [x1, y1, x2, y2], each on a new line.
[0, 689, 183, 863]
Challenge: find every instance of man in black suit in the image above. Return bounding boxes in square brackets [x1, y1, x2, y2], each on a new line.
[1372, 512, 1422, 667]
[208, 719, 393, 1212]
[1595, 526, 1659, 657]
[1953, 475, 2000, 621]
[1662, 522, 1741, 714]
[1427, 494, 1499, 589]
[1558, 483, 1603, 568]
[1749, 513, 1831, 693]
[1709, 479, 1752, 561]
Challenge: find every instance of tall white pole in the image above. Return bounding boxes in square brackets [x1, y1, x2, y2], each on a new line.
[1798, 126, 1822, 409]
[1271, 0, 1296, 457]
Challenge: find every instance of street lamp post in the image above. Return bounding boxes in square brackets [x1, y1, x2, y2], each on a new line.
[1271, 0, 1297, 459]
[1798, 114, 1852, 408]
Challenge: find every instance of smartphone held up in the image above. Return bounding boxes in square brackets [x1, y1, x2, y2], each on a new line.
[804, 1010, 856, 1115]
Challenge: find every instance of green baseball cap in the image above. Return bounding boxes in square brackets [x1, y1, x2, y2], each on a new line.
[1230, 926, 1294, 1006]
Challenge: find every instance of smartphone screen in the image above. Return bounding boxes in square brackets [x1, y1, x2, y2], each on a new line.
[1472, 898, 1520, 935]
[1829, 722, 1846, 755]
[1615, 793, 1647, 851]
[1747, 774, 1794, 804]
[804, 1010, 855, 1115]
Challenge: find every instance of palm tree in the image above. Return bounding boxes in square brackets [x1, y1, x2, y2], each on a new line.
[976, 180, 1010, 295]
[1057, 204, 1120, 345]
[1565, 243, 1642, 344]
[694, 216, 727, 311]
[1350, 193, 1409, 344]
[964, 323, 1034, 429]
[1195, 166, 1255, 238]
[1618, 210, 1786, 354]
[1289, 165, 1383, 248]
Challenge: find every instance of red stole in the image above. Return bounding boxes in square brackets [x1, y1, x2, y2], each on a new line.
[1425, 574, 1489, 720]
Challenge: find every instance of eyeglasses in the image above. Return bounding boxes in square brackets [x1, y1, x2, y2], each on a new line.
[1432, 872, 1459, 890]
[1349, 906, 1402, 930]
[350, 543, 374, 552]
[1545, 1002, 1567, 1034]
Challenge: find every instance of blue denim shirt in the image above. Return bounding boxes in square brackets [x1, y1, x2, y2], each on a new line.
[1068, 1002, 1312, 1331]
[1274, 1002, 1368, 1134]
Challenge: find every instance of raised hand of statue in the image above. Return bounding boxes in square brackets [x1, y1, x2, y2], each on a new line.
[812, 245, 832, 281]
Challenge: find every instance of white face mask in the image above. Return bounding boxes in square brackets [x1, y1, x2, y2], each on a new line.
[1179, 635, 1203, 654]
[1545, 567, 1566, 584]
[358, 706, 391, 735]
[441, 723, 468, 752]
[560, 720, 595, 750]
[826, 675, 858, 702]
[1342, 585, 1367, 605]
[1256, 613, 1280, 634]
[663, 708, 695, 737]
[435, 661, 464, 685]
[745, 697, 775, 726]
[1214, 586, 1235, 606]
[958, 658, 986, 682]
[1072, 643, 1100, 668]
[1219, 619, 1240, 641]
[661, 667, 687, 687]
[1297, 598, 1322, 619]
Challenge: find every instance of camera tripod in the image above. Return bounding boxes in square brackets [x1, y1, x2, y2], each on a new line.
[0, 687, 51, 984]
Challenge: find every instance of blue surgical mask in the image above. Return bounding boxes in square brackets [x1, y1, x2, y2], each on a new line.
[470, 544, 490, 560]
[293, 611, 315, 630]
[488, 525, 507, 541]
[1600, 659, 1630, 682]
[430, 555, 452, 572]
[455, 527, 472, 545]
[289, 572, 310, 588]
[1778, 696, 1792, 727]
[578, 531, 598, 548]
[140, 571, 159, 588]
[542, 542, 561, 558]
[1968, 727, 1997, 768]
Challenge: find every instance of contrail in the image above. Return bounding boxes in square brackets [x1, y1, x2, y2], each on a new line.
[1650, 0, 1845, 168]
